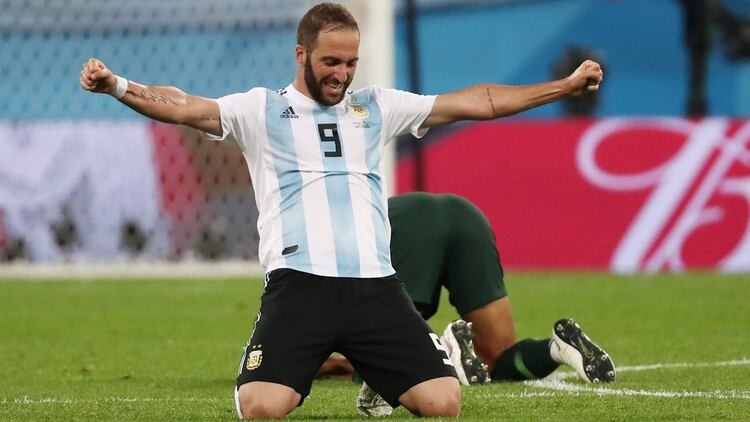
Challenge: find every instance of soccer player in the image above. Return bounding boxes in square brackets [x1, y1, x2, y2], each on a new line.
[392, 192, 615, 385]
[80, 3, 603, 419]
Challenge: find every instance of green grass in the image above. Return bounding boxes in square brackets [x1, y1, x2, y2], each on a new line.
[1, 272, 749, 420]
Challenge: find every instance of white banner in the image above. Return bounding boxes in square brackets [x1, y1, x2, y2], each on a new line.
[0, 121, 169, 262]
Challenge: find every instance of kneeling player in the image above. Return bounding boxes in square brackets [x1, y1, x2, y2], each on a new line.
[389, 192, 615, 383]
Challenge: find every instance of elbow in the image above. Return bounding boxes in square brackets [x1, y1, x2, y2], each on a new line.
[171, 104, 196, 126]
[468, 105, 516, 121]
[491, 108, 518, 119]
[477, 109, 497, 121]
[165, 90, 192, 125]
[469, 107, 496, 121]
[460, 104, 495, 122]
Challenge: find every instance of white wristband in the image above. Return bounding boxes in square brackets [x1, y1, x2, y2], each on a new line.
[111, 75, 128, 100]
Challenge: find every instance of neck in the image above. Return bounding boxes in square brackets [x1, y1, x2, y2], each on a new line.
[292, 75, 312, 100]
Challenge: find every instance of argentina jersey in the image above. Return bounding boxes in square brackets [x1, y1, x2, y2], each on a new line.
[208, 84, 436, 278]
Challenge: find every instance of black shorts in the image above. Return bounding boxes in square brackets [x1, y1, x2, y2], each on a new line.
[236, 268, 457, 407]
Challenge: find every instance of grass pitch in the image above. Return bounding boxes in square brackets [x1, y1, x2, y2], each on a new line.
[1, 272, 749, 420]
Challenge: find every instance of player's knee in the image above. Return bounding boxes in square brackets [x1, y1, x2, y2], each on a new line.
[438, 388, 462, 417]
[236, 384, 298, 419]
[238, 397, 292, 420]
[401, 377, 461, 417]
[417, 389, 461, 417]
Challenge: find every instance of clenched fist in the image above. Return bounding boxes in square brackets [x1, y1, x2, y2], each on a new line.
[79, 58, 117, 95]
[566, 60, 603, 97]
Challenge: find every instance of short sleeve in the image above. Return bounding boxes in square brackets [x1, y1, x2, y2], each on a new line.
[203, 88, 265, 150]
[371, 86, 436, 141]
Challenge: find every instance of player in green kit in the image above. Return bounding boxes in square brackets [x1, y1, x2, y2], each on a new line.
[389, 192, 615, 384]
[320, 192, 616, 416]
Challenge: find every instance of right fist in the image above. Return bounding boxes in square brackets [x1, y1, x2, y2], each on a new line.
[79, 58, 116, 94]
[565, 59, 603, 97]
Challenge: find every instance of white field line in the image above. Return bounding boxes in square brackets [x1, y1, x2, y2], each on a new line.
[4, 359, 750, 405]
[617, 358, 750, 372]
[523, 358, 750, 400]
[525, 379, 750, 400]
[1, 396, 225, 405]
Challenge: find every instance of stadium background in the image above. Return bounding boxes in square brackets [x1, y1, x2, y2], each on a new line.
[1, 0, 750, 273]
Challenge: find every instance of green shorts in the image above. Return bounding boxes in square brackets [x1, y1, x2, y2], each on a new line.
[388, 192, 507, 319]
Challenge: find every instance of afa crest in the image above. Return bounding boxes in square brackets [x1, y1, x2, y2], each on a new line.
[246, 349, 263, 371]
[349, 103, 369, 119]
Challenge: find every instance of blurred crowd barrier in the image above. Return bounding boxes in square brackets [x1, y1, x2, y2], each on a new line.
[0, 0, 301, 265]
[3, 117, 747, 273]
[0, 122, 259, 263]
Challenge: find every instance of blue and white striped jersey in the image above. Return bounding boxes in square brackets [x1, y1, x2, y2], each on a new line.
[208, 84, 435, 278]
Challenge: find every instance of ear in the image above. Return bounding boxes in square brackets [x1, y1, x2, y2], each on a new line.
[295, 45, 306, 66]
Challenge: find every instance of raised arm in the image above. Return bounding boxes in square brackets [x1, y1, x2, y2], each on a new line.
[79, 58, 222, 136]
[422, 60, 603, 128]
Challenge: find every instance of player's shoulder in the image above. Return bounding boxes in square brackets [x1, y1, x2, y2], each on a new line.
[244, 87, 270, 101]
[227, 86, 267, 96]
[352, 86, 417, 113]
[366, 86, 430, 108]
[218, 87, 266, 105]
[347, 86, 379, 104]
[353, 85, 410, 100]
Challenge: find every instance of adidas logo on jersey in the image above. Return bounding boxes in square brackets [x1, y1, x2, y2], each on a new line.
[280, 106, 299, 119]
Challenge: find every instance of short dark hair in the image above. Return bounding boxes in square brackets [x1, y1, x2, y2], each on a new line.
[297, 3, 359, 52]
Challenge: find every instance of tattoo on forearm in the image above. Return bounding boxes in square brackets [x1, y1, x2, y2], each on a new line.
[487, 86, 497, 117]
[130, 88, 180, 105]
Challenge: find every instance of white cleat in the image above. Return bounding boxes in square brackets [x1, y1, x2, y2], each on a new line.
[356, 382, 393, 417]
[550, 318, 616, 383]
[440, 319, 490, 385]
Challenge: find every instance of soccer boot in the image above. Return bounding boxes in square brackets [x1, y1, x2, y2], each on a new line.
[356, 382, 393, 417]
[550, 318, 616, 383]
[440, 319, 491, 385]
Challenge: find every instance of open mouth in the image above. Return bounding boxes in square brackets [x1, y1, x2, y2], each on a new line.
[325, 80, 342, 88]
[324, 79, 344, 94]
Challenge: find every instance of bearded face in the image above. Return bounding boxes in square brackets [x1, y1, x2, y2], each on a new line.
[303, 53, 353, 106]
[298, 28, 358, 106]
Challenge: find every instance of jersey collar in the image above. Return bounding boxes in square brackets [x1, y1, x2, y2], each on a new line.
[285, 83, 349, 110]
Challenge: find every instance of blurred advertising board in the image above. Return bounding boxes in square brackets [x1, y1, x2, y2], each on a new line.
[397, 118, 750, 273]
